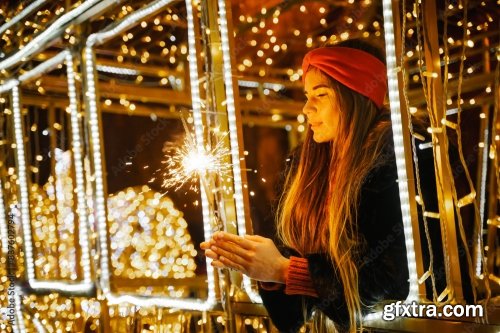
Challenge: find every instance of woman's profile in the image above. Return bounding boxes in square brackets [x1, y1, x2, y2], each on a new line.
[202, 39, 410, 333]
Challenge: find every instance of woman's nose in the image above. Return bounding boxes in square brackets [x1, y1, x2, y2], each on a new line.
[302, 99, 315, 115]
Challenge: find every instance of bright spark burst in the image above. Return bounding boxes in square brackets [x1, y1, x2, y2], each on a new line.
[160, 133, 232, 192]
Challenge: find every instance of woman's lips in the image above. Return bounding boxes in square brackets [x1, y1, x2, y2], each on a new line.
[309, 122, 322, 129]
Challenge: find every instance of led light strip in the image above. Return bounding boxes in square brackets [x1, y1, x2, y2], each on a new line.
[32, 314, 46, 333]
[66, 52, 92, 283]
[0, 0, 117, 71]
[0, 79, 18, 94]
[11, 85, 33, 281]
[96, 64, 139, 76]
[185, 0, 217, 308]
[0, 177, 8, 254]
[216, 0, 262, 303]
[13, 84, 43, 331]
[474, 125, 489, 277]
[0, 90, 25, 333]
[6, 52, 94, 292]
[87, 0, 175, 46]
[18, 51, 68, 82]
[85, 0, 215, 310]
[14, 286, 26, 333]
[382, 0, 418, 300]
[83, 44, 110, 293]
[0, 0, 47, 38]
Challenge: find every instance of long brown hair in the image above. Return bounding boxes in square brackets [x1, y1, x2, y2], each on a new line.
[277, 40, 392, 332]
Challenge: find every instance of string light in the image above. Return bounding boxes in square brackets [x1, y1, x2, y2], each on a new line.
[0, 179, 7, 255]
[96, 64, 139, 76]
[66, 52, 92, 284]
[0, 0, 47, 38]
[0, 0, 116, 71]
[382, 0, 419, 301]
[1, 52, 95, 293]
[84, 0, 217, 311]
[217, 0, 262, 303]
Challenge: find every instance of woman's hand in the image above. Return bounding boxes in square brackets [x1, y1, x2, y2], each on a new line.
[200, 232, 289, 283]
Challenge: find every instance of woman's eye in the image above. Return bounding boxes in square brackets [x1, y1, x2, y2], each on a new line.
[317, 93, 327, 98]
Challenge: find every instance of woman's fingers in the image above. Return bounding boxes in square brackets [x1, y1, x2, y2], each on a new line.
[219, 256, 245, 272]
[205, 249, 218, 260]
[211, 260, 226, 269]
[212, 240, 253, 260]
[213, 232, 254, 249]
[211, 245, 247, 267]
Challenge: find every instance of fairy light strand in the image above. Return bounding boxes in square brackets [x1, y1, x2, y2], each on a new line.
[85, 0, 217, 310]
[18, 50, 68, 82]
[0, 0, 116, 71]
[382, 0, 419, 301]
[400, 0, 438, 300]
[216, 0, 263, 304]
[414, 0, 453, 302]
[0, 0, 47, 37]
[448, 1, 490, 299]
[0, 177, 8, 254]
[66, 52, 92, 284]
[7, 52, 95, 292]
[12, 85, 34, 281]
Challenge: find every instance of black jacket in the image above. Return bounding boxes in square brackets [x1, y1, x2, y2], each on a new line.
[258, 144, 410, 332]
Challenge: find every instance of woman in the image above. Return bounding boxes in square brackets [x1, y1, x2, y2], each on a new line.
[201, 40, 409, 332]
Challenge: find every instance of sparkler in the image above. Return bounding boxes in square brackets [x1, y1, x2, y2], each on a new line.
[159, 119, 232, 232]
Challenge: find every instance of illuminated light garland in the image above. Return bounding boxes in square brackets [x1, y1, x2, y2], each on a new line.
[96, 64, 139, 76]
[382, 0, 419, 301]
[477, 126, 489, 276]
[0, 177, 8, 254]
[216, 0, 262, 303]
[32, 314, 47, 333]
[11, 86, 28, 333]
[12, 85, 33, 281]
[441, 118, 458, 130]
[18, 51, 68, 82]
[418, 142, 433, 150]
[86, 0, 175, 46]
[14, 286, 26, 333]
[238, 80, 284, 91]
[83, 43, 110, 294]
[423, 211, 441, 219]
[6, 52, 94, 293]
[185, 0, 217, 309]
[85, 0, 216, 310]
[0, 0, 117, 71]
[0, 0, 47, 38]
[0, 79, 19, 94]
[66, 52, 92, 284]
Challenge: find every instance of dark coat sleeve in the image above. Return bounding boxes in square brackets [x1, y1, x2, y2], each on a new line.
[259, 156, 409, 332]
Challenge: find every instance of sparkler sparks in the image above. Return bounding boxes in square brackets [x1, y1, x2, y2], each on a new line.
[154, 119, 234, 233]
[160, 132, 232, 192]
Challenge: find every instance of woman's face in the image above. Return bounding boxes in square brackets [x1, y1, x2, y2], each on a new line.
[303, 68, 340, 143]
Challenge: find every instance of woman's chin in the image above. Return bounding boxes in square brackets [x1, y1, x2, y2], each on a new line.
[312, 133, 331, 143]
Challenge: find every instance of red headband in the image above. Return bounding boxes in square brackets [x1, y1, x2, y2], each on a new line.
[302, 46, 387, 108]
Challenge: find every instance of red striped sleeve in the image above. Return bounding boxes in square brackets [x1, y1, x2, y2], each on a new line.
[284, 256, 318, 298]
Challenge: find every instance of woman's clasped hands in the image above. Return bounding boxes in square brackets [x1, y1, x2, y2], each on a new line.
[200, 232, 290, 283]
